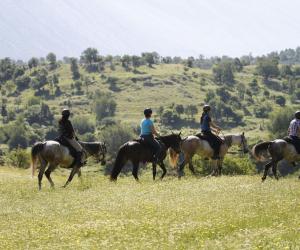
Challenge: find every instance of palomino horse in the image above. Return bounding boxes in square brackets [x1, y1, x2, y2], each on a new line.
[252, 139, 300, 181]
[31, 140, 107, 190]
[110, 133, 182, 181]
[170, 133, 249, 177]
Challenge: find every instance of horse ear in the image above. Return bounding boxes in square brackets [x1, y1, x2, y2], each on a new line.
[242, 132, 244, 136]
[179, 131, 182, 136]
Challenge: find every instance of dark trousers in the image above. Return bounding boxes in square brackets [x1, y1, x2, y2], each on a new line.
[140, 134, 161, 157]
[290, 136, 300, 153]
[202, 131, 223, 157]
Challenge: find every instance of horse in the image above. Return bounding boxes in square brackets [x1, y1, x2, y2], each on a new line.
[110, 133, 182, 181]
[31, 140, 107, 190]
[169, 132, 249, 177]
[252, 139, 300, 181]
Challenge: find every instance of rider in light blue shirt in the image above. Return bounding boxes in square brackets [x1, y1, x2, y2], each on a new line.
[140, 108, 161, 163]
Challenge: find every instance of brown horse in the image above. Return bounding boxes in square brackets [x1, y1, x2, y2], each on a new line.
[110, 133, 182, 181]
[170, 133, 249, 177]
[252, 139, 300, 181]
[31, 140, 107, 190]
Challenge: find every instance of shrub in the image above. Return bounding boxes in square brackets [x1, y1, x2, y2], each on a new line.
[72, 116, 95, 134]
[93, 92, 117, 121]
[27, 96, 41, 106]
[5, 148, 30, 168]
[254, 105, 272, 118]
[275, 95, 286, 106]
[268, 107, 294, 138]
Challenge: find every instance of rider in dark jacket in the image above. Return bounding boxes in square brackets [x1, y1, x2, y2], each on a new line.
[200, 105, 223, 159]
[58, 109, 83, 166]
[140, 108, 161, 163]
[288, 110, 300, 149]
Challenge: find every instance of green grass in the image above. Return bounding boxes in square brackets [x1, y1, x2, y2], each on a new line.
[0, 167, 299, 249]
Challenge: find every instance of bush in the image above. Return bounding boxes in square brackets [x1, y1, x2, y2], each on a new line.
[254, 105, 272, 118]
[93, 92, 117, 121]
[5, 148, 30, 169]
[268, 107, 294, 138]
[27, 96, 41, 106]
[275, 95, 286, 106]
[72, 116, 95, 134]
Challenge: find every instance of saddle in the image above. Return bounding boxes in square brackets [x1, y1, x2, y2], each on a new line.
[195, 132, 224, 143]
[283, 136, 300, 154]
[54, 136, 77, 159]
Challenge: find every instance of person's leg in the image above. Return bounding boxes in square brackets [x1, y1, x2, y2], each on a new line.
[66, 138, 84, 166]
[207, 132, 221, 159]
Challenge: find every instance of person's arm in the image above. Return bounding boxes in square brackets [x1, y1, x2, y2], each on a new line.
[151, 125, 160, 137]
[210, 120, 221, 133]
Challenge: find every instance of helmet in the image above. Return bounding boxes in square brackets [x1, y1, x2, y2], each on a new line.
[295, 110, 300, 119]
[62, 109, 70, 117]
[144, 108, 152, 117]
[203, 104, 211, 112]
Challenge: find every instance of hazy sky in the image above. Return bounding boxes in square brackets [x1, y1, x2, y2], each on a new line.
[0, 0, 300, 59]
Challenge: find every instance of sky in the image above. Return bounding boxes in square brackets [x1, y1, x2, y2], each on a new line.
[0, 0, 300, 59]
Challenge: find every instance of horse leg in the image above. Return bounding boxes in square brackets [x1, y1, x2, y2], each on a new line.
[188, 160, 196, 175]
[218, 159, 223, 176]
[159, 162, 167, 180]
[152, 163, 157, 180]
[210, 159, 218, 176]
[272, 161, 279, 180]
[178, 153, 188, 179]
[132, 161, 139, 181]
[45, 164, 56, 188]
[38, 159, 48, 191]
[63, 166, 79, 188]
[77, 168, 82, 178]
[262, 161, 272, 181]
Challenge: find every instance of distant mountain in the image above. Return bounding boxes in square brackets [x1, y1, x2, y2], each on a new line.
[1, 0, 300, 60]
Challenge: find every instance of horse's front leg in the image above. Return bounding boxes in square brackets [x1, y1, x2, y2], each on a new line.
[178, 152, 187, 179]
[217, 159, 224, 176]
[159, 162, 167, 180]
[45, 164, 56, 188]
[210, 159, 218, 176]
[63, 166, 79, 188]
[132, 161, 139, 181]
[272, 161, 279, 180]
[262, 161, 272, 181]
[188, 160, 196, 175]
[152, 163, 157, 180]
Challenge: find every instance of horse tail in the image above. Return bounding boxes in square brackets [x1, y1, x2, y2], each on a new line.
[169, 148, 179, 168]
[110, 144, 128, 181]
[252, 141, 272, 162]
[31, 142, 45, 177]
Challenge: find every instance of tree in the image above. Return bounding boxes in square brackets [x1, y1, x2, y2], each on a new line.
[186, 57, 195, 68]
[121, 55, 131, 70]
[15, 75, 31, 91]
[70, 58, 80, 80]
[256, 57, 279, 80]
[212, 62, 235, 85]
[185, 105, 198, 119]
[46, 52, 57, 70]
[93, 92, 117, 121]
[28, 57, 39, 69]
[233, 58, 243, 72]
[268, 108, 294, 138]
[142, 52, 155, 67]
[275, 95, 286, 106]
[175, 104, 184, 118]
[280, 65, 293, 78]
[131, 56, 141, 68]
[80, 47, 99, 65]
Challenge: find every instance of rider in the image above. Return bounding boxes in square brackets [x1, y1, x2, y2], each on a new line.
[140, 108, 161, 163]
[58, 109, 84, 167]
[200, 104, 223, 159]
[288, 110, 300, 148]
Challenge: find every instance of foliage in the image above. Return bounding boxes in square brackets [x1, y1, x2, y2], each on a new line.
[212, 61, 235, 85]
[70, 58, 80, 80]
[5, 148, 30, 168]
[72, 116, 95, 134]
[93, 91, 117, 121]
[256, 57, 279, 80]
[268, 107, 294, 138]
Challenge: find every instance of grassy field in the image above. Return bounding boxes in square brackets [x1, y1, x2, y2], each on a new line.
[0, 167, 299, 249]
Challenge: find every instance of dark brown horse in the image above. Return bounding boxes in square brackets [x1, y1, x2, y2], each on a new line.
[31, 140, 107, 190]
[110, 133, 182, 181]
[252, 139, 300, 181]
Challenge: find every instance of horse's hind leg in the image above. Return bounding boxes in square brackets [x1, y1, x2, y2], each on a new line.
[132, 161, 139, 181]
[272, 162, 279, 180]
[38, 159, 48, 190]
[262, 161, 272, 181]
[45, 164, 56, 188]
[152, 163, 157, 180]
[178, 153, 188, 179]
[159, 162, 167, 180]
[188, 160, 196, 175]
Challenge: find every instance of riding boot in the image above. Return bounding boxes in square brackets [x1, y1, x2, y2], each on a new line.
[212, 148, 220, 160]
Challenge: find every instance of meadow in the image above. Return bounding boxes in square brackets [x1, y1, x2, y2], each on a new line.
[0, 166, 299, 249]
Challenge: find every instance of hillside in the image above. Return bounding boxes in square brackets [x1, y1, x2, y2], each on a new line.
[0, 167, 299, 249]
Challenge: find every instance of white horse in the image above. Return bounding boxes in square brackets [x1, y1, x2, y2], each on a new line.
[31, 140, 106, 190]
[170, 133, 249, 177]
